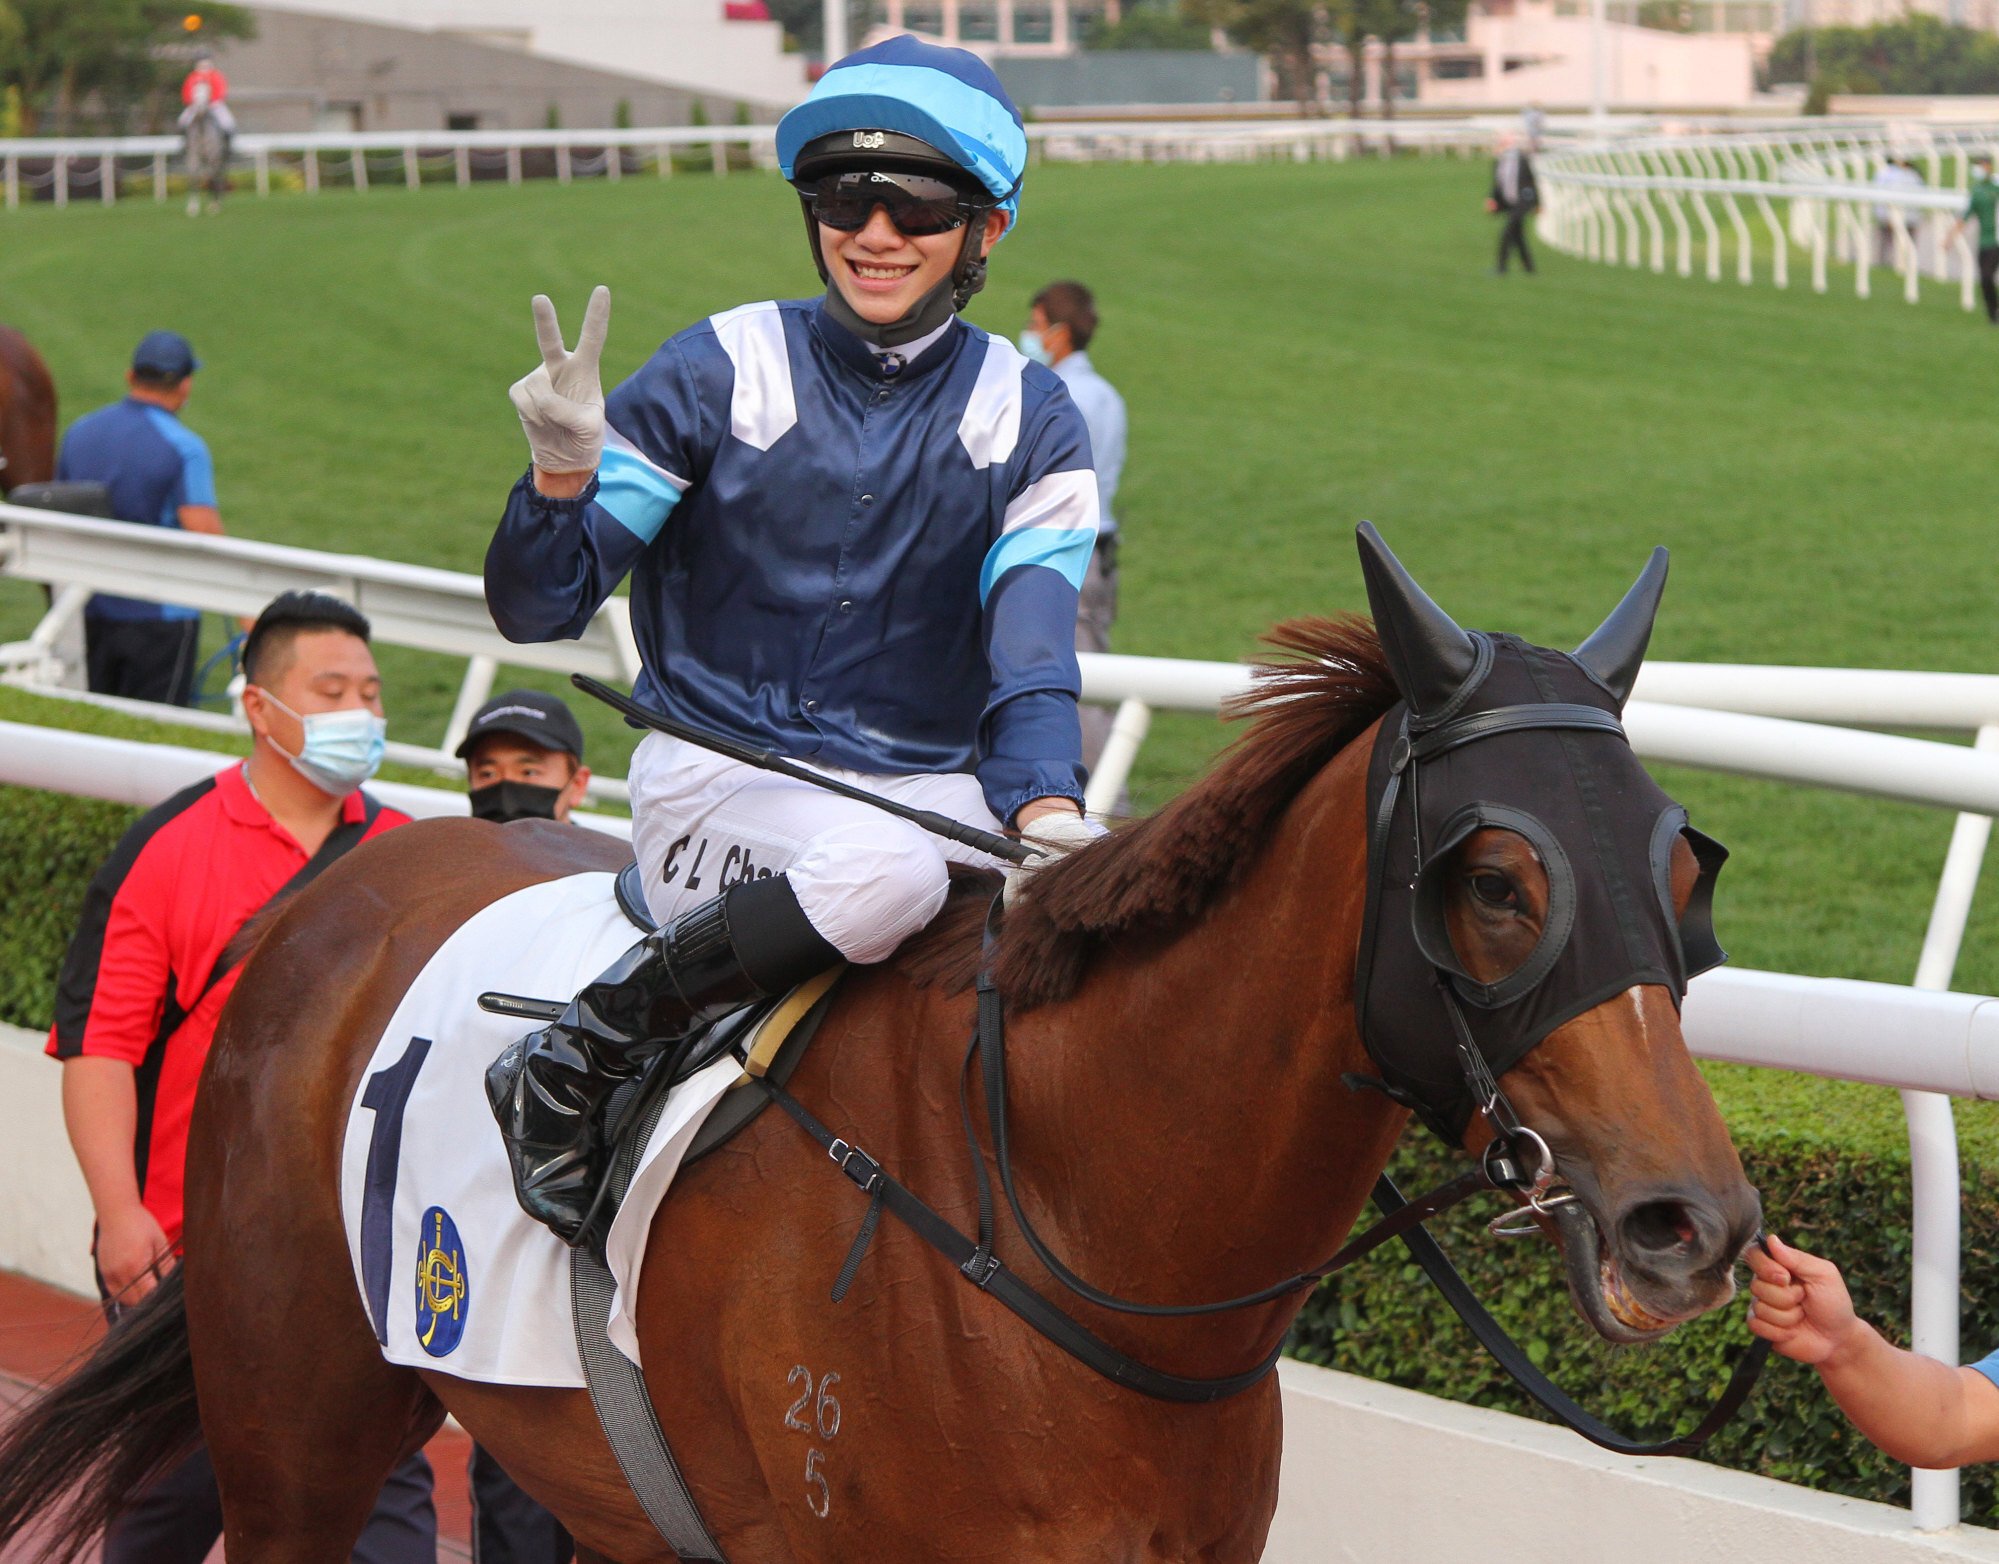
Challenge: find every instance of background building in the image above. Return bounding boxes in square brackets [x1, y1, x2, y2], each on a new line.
[216, 6, 770, 131]
[244, 0, 807, 112]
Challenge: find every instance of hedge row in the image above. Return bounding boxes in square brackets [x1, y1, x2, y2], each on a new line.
[9, 696, 1999, 1520]
[0, 783, 134, 1033]
[1290, 1130, 1999, 1524]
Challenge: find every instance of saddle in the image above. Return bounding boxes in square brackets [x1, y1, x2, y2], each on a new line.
[585, 862, 840, 1192]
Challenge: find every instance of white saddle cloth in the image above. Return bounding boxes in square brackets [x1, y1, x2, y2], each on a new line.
[337, 871, 738, 1387]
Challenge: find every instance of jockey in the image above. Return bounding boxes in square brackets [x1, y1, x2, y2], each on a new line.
[483, 37, 1102, 1243]
[177, 52, 236, 138]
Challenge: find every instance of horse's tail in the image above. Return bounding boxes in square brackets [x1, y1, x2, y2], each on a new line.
[0, 1268, 200, 1563]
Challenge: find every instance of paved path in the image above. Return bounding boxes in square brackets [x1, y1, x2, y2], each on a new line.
[0, 1269, 475, 1560]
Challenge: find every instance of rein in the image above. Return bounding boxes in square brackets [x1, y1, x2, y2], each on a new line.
[758, 888, 1768, 1440]
[755, 689, 1771, 1447]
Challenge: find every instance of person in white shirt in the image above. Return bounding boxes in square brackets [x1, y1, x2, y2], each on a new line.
[1021, 280, 1128, 785]
[1872, 156, 1924, 266]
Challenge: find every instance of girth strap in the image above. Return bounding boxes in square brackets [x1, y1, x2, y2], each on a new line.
[569, 1066, 727, 1561]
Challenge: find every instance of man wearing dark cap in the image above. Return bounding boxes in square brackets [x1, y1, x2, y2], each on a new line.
[54, 330, 224, 706]
[458, 688, 593, 824]
[458, 687, 590, 1564]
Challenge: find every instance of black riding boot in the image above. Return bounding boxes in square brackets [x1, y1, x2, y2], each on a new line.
[486, 876, 839, 1244]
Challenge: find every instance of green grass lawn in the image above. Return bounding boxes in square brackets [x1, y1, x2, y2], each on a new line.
[3, 156, 1998, 1066]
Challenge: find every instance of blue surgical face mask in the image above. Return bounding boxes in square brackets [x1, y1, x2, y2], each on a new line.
[257, 688, 386, 795]
[1018, 328, 1052, 366]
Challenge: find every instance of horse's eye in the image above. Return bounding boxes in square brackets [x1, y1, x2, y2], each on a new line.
[1468, 871, 1518, 909]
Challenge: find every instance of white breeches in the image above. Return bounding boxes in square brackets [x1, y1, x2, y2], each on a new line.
[627, 732, 1003, 965]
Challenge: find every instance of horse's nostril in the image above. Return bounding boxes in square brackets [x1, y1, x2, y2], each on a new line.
[1621, 1198, 1705, 1261]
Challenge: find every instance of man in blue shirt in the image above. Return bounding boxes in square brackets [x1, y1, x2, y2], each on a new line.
[56, 330, 224, 706]
[1023, 279, 1127, 775]
[483, 38, 1102, 1243]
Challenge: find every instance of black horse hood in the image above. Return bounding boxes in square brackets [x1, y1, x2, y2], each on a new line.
[1349, 526, 1726, 1141]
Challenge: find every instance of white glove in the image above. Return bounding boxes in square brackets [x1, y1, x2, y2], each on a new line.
[1003, 811, 1109, 908]
[509, 286, 610, 476]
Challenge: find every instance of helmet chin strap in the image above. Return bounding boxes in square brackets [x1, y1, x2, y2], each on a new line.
[803, 198, 993, 349]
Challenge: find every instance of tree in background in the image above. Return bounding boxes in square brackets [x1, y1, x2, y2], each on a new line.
[1182, 0, 1467, 117]
[1367, 0, 1470, 118]
[1182, 0, 1321, 108]
[1767, 14, 1999, 98]
[1087, 0, 1215, 50]
[0, 0, 253, 134]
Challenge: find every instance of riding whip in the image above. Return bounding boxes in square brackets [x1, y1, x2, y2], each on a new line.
[569, 673, 1032, 864]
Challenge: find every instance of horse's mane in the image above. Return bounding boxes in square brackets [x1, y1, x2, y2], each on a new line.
[899, 614, 1397, 1009]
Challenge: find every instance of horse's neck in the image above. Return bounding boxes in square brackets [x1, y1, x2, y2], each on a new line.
[1002, 737, 1407, 1373]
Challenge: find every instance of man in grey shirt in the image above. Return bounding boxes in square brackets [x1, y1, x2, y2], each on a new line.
[1023, 279, 1128, 782]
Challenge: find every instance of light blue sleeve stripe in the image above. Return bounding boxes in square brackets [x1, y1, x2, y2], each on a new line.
[594, 444, 683, 543]
[143, 406, 218, 509]
[1969, 1347, 1999, 1390]
[979, 526, 1096, 606]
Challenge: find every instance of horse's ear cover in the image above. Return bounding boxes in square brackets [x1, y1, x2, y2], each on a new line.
[1355, 521, 1481, 721]
[1572, 546, 1668, 709]
[1351, 530, 1726, 1143]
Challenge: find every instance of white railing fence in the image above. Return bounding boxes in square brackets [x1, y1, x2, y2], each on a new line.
[1536, 122, 1999, 310]
[0, 113, 1642, 211]
[0, 118, 1499, 210]
[6, 503, 1999, 1528]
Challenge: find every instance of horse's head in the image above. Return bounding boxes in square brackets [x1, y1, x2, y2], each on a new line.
[1352, 524, 1758, 1345]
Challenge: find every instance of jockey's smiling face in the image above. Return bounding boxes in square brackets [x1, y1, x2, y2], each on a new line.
[820, 204, 1008, 329]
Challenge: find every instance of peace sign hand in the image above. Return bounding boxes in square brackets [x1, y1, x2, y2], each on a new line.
[509, 285, 610, 479]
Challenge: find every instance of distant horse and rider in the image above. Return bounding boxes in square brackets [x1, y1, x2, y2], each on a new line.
[0, 527, 1766, 1563]
[178, 55, 235, 217]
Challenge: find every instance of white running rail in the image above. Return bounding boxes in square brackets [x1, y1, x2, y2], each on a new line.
[0, 115, 1613, 211]
[3, 500, 1996, 1526]
[1536, 121, 1999, 310]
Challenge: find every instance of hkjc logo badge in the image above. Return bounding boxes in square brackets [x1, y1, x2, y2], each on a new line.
[415, 1206, 468, 1356]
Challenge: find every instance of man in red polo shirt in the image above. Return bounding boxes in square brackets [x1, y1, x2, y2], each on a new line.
[48, 589, 435, 1564]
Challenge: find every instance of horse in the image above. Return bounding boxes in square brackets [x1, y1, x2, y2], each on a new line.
[0, 529, 1762, 1563]
[0, 326, 56, 493]
[184, 107, 229, 217]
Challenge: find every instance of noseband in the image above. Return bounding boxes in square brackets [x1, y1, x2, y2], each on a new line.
[757, 650, 1768, 1450]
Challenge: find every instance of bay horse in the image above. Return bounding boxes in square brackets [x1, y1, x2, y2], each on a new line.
[0, 530, 1761, 1562]
[0, 326, 56, 492]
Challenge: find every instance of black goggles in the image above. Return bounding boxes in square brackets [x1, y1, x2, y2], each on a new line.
[801, 170, 987, 237]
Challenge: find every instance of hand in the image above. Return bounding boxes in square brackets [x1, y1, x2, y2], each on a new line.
[1485, 197, 1500, 213]
[1003, 805, 1106, 908]
[96, 1203, 173, 1305]
[510, 286, 610, 482]
[1746, 1234, 1864, 1367]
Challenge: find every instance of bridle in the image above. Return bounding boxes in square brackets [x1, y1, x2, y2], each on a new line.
[757, 667, 1770, 1451]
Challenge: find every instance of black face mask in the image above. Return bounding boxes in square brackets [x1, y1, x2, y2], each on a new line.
[469, 780, 565, 824]
[1349, 527, 1727, 1144]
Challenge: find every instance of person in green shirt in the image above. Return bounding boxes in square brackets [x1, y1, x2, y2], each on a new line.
[1953, 152, 1999, 323]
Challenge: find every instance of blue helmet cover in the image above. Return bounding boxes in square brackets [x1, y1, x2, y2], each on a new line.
[777, 36, 1028, 232]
